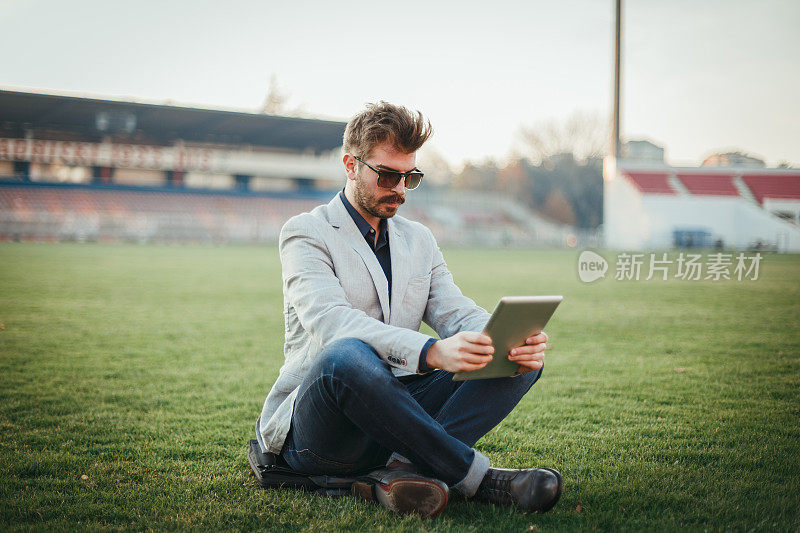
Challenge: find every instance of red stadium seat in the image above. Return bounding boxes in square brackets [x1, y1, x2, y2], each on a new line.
[623, 172, 675, 194]
[741, 174, 800, 204]
[677, 173, 739, 196]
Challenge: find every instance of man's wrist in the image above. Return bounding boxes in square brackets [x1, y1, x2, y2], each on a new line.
[418, 338, 438, 373]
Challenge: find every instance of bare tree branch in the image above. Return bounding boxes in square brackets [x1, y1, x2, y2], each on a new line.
[260, 74, 291, 115]
[517, 110, 608, 164]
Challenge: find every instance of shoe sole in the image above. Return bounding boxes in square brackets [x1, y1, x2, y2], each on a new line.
[352, 478, 448, 518]
[537, 468, 564, 513]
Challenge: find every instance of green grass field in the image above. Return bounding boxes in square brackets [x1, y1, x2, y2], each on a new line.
[1, 243, 799, 532]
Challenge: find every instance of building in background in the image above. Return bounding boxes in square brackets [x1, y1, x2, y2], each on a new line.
[604, 160, 800, 252]
[0, 88, 345, 192]
[0, 88, 349, 243]
[0, 88, 578, 247]
[624, 140, 665, 163]
[702, 151, 766, 168]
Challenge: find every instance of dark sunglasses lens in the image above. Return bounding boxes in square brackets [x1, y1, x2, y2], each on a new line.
[377, 171, 402, 189]
[405, 172, 423, 189]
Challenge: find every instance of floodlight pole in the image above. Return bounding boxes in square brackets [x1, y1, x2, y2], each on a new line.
[612, 0, 622, 160]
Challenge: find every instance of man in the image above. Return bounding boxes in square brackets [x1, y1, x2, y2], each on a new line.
[256, 102, 562, 518]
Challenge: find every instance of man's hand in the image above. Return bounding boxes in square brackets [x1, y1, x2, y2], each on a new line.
[508, 331, 548, 373]
[426, 332, 494, 373]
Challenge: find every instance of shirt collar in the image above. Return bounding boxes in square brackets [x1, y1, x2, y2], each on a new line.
[339, 190, 389, 246]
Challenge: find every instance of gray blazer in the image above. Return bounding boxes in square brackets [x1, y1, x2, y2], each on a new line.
[257, 194, 491, 454]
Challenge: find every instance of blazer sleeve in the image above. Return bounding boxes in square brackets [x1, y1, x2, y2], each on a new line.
[280, 216, 431, 372]
[422, 227, 492, 339]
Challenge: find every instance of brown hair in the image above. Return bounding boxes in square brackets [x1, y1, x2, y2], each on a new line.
[343, 101, 433, 159]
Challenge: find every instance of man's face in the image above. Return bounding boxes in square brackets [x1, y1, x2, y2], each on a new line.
[349, 142, 416, 220]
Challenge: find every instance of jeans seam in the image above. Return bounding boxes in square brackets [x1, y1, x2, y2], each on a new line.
[289, 373, 361, 470]
[284, 446, 358, 469]
[294, 372, 339, 418]
[432, 385, 463, 424]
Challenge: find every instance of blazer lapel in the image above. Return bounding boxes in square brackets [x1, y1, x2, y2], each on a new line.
[327, 196, 391, 322]
[388, 220, 410, 325]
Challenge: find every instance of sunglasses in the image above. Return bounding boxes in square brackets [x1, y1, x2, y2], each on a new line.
[354, 156, 424, 190]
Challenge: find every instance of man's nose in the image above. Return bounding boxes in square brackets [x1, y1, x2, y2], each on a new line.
[391, 177, 407, 196]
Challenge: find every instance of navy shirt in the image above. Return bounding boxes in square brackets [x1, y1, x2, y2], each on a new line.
[339, 192, 436, 373]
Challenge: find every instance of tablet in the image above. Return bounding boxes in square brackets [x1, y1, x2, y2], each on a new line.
[452, 295, 563, 381]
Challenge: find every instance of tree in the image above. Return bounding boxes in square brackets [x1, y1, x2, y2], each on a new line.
[496, 160, 528, 199]
[517, 110, 608, 164]
[540, 188, 576, 225]
[260, 74, 306, 116]
[451, 159, 500, 191]
[417, 146, 454, 186]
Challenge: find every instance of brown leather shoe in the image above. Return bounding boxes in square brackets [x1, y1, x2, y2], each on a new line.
[352, 462, 449, 518]
[476, 467, 563, 512]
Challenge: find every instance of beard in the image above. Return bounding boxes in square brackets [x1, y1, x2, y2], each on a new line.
[352, 173, 405, 219]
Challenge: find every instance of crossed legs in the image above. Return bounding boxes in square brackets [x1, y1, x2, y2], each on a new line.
[281, 338, 541, 496]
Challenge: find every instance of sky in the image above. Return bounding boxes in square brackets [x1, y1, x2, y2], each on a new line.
[1, 0, 798, 168]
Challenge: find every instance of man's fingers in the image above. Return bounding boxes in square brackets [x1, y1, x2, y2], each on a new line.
[516, 360, 543, 373]
[509, 344, 546, 356]
[461, 331, 492, 345]
[460, 361, 490, 372]
[509, 352, 545, 362]
[463, 353, 493, 364]
[526, 331, 548, 345]
[464, 342, 494, 355]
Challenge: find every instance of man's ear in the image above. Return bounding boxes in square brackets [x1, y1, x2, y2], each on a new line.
[343, 153, 357, 180]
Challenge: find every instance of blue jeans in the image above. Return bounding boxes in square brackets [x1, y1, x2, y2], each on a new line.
[281, 338, 542, 496]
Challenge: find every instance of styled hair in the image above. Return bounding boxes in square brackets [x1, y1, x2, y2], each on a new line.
[343, 101, 433, 159]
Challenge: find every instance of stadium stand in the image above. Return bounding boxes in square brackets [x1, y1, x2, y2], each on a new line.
[622, 169, 800, 204]
[0, 180, 594, 247]
[403, 188, 598, 248]
[741, 174, 800, 204]
[0, 89, 595, 248]
[608, 165, 800, 251]
[0, 182, 326, 243]
[623, 172, 675, 194]
[677, 173, 739, 196]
